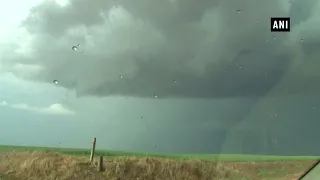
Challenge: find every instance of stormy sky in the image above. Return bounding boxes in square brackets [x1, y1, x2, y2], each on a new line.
[0, 0, 320, 155]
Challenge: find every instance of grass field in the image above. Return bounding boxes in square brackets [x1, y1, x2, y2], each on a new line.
[1, 145, 319, 161]
[0, 145, 319, 180]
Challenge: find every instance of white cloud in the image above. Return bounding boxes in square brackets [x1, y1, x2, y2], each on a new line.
[1, 101, 75, 115]
[0, 101, 8, 106]
[55, 0, 70, 7]
[11, 63, 44, 79]
[42, 103, 75, 115]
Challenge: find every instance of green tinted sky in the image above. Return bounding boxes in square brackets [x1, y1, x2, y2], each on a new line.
[0, 0, 319, 155]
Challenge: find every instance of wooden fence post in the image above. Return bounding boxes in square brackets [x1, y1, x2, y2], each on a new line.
[98, 156, 103, 171]
[90, 137, 96, 162]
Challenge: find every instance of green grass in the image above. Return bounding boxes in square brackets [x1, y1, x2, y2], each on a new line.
[257, 165, 304, 179]
[0, 145, 319, 162]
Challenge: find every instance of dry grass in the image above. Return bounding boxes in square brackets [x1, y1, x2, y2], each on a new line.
[0, 152, 242, 180]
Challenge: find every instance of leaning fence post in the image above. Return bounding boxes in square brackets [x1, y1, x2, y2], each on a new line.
[90, 137, 96, 162]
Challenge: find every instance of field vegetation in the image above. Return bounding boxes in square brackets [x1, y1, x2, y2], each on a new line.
[0, 145, 318, 180]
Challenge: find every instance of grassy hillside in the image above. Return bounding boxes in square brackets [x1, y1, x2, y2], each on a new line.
[0, 151, 247, 180]
[0, 145, 319, 180]
[0, 145, 319, 162]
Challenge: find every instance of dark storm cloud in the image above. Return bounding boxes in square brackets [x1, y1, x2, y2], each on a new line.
[7, 0, 320, 98]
